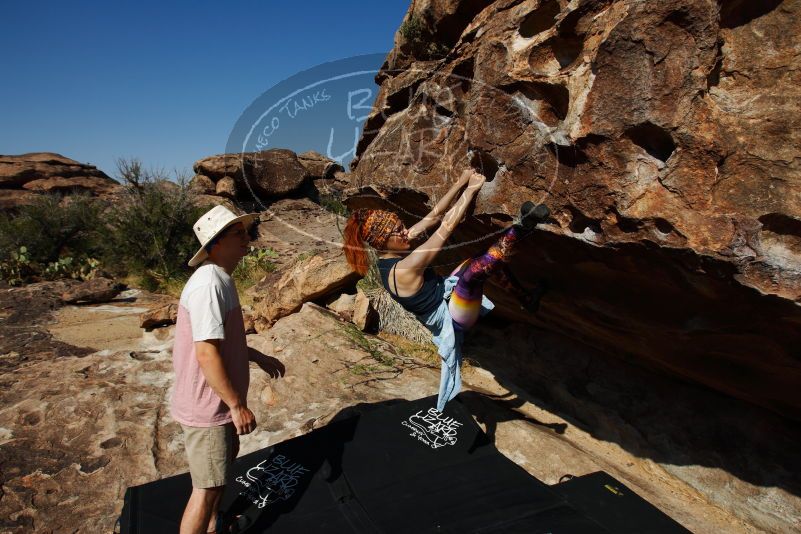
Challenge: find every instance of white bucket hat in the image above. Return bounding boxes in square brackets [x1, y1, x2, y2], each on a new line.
[188, 205, 259, 267]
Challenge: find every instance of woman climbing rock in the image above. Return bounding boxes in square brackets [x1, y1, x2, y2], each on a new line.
[343, 168, 549, 411]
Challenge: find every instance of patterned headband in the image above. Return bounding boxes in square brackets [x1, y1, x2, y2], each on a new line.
[360, 209, 401, 249]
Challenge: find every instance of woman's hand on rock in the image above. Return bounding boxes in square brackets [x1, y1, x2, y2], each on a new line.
[466, 170, 486, 191]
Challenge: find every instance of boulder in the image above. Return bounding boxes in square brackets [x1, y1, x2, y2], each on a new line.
[215, 175, 237, 198]
[188, 174, 216, 195]
[248, 248, 359, 329]
[22, 175, 119, 195]
[326, 292, 356, 321]
[0, 153, 118, 193]
[247, 149, 309, 197]
[353, 288, 378, 331]
[349, 0, 801, 421]
[193, 153, 244, 180]
[297, 151, 344, 179]
[61, 277, 125, 304]
[139, 302, 178, 330]
[194, 149, 309, 199]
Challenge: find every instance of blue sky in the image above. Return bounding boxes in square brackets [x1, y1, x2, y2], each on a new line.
[0, 1, 409, 180]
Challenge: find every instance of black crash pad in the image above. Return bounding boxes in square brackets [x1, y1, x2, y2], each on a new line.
[118, 395, 688, 533]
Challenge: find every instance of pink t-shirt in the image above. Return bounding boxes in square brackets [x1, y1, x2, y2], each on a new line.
[170, 260, 249, 427]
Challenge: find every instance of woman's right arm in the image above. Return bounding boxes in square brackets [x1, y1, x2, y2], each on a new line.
[397, 170, 486, 275]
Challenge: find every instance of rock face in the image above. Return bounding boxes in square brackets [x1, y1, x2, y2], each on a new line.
[349, 0, 801, 420]
[0, 153, 120, 210]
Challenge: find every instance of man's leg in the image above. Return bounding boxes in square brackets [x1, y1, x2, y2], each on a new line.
[180, 486, 224, 534]
[180, 423, 237, 533]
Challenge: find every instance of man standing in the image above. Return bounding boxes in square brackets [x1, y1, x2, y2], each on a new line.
[171, 205, 258, 534]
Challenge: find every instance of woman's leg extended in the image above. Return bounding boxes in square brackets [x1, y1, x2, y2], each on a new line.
[448, 226, 524, 330]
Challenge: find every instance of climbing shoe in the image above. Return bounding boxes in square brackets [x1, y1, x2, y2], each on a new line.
[517, 201, 550, 230]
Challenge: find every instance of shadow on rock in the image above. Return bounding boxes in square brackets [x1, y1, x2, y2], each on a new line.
[248, 346, 286, 379]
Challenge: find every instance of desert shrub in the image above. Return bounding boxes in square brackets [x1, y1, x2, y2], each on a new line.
[233, 246, 278, 292]
[400, 14, 450, 60]
[0, 193, 106, 285]
[319, 194, 349, 217]
[102, 158, 207, 291]
[400, 14, 425, 44]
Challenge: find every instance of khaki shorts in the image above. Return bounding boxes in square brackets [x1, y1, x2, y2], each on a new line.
[181, 423, 239, 488]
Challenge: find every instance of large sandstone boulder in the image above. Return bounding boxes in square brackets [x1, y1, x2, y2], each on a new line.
[0, 153, 118, 194]
[297, 150, 344, 179]
[248, 248, 360, 329]
[188, 174, 215, 195]
[248, 197, 347, 271]
[348, 0, 801, 420]
[215, 175, 237, 198]
[60, 277, 125, 304]
[139, 302, 178, 330]
[193, 149, 310, 199]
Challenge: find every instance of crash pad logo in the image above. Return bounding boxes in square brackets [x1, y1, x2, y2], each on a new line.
[235, 454, 310, 508]
[402, 408, 463, 449]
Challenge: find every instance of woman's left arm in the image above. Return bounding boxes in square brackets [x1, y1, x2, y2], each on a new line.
[407, 170, 472, 240]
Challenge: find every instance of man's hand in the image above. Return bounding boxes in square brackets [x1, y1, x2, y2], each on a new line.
[230, 404, 257, 435]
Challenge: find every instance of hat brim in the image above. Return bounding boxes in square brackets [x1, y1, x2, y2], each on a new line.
[188, 212, 258, 267]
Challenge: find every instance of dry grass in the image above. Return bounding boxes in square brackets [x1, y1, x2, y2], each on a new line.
[365, 288, 433, 345]
[376, 331, 439, 366]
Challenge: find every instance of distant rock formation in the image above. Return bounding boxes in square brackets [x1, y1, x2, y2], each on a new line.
[192, 149, 346, 204]
[348, 0, 801, 420]
[0, 152, 120, 210]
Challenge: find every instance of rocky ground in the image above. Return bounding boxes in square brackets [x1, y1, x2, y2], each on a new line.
[1, 198, 799, 534]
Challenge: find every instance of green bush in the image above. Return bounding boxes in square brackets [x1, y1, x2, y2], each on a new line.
[102, 158, 208, 291]
[0, 192, 105, 264]
[400, 14, 425, 44]
[399, 14, 449, 60]
[0, 193, 106, 285]
[233, 246, 278, 287]
[0, 157, 271, 293]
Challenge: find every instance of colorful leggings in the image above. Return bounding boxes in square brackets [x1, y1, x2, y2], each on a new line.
[448, 226, 523, 331]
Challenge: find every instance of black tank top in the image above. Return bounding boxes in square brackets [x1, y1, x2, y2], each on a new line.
[377, 257, 444, 317]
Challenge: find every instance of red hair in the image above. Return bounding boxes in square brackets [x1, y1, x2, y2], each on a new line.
[344, 209, 371, 276]
[343, 208, 401, 276]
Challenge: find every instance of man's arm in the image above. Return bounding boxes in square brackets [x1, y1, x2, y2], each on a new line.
[407, 170, 472, 240]
[195, 339, 256, 435]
